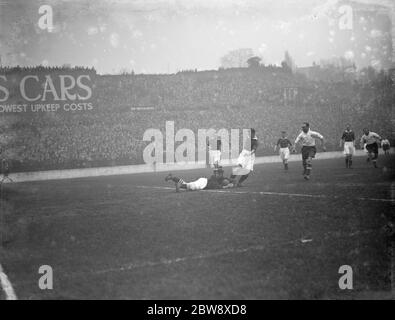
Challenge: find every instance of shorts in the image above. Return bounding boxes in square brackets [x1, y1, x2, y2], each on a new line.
[366, 143, 378, 155]
[237, 149, 255, 171]
[343, 141, 355, 155]
[279, 147, 290, 160]
[232, 166, 251, 176]
[209, 150, 221, 167]
[186, 177, 208, 191]
[301, 146, 317, 160]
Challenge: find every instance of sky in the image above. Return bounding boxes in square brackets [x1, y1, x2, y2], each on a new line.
[0, 0, 394, 74]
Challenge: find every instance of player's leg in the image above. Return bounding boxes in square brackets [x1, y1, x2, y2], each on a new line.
[236, 155, 253, 187]
[304, 147, 315, 180]
[304, 156, 312, 180]
[279, 149, 285, 169]
[283, 148, 290, 170]
[372, 144, 379, 168]
[284, 159, 288, 170]
[345, 152, 351, 168]
[344, 146, 348, 168]
[279, 149, 284, 169]
[344, 143, 350, 168]
[364, 144, 370, 162]
[372, 153, 378, 168]
[302, 147, 309, 176]
[237, 173, 249, 187]
[165, 173, 187, 191]
[345, 152, 349, 168]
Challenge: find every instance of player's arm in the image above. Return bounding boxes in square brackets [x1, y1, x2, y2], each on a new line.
[274, 139, 280, 152]
[312, 131, 326, 151]
[339, 132, 345, 148]
[373, 132, 382, 143]
[319, 136, 326, 151]
[293, 134, 301, 152]
[360, 136, 366, 149]
[251, 140, 258, 155]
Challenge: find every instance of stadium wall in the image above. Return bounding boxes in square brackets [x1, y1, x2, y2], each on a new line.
[3, 149, 392, 184]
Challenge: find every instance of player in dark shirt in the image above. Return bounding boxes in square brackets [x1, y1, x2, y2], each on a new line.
[274, 131, 292, 170]
[340, 124, 356, 168]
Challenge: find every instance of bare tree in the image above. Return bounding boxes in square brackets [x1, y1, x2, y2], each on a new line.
[282, 51, 296, 72]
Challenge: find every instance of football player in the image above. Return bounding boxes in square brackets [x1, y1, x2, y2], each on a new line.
[274, 131, 292, 170]
[229, 128, 258, 187]
[340, 124, 356, 168]
[165, 167, 233, 192]
[293, 122, 325, 180]
[360, 128, 381, 168]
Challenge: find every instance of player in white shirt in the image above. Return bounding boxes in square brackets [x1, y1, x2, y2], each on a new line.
[293, 122, 325, 180]
[230, 128, 258, 187]
[360, 128, 381, 168]
[381, 138, 390, 155]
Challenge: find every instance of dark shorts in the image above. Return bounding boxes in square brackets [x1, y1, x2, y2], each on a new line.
[301, 146, 316, 160]
[366, 143, 378, 154]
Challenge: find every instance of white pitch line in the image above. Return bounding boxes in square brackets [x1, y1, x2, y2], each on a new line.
[90, 228, 377, 276]
[136, 185, 395, 203]
[0, 264, 17, 300]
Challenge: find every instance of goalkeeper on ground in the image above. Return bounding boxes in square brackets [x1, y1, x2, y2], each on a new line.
[165, 167, 233, 192]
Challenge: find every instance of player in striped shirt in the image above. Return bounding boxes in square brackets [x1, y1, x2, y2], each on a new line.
[293, 122, 325, 180]
[360, 128, 381, 168]
[274, 131, 292, 170]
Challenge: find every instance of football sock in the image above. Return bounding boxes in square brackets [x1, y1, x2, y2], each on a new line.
[238, 174, 249, 185]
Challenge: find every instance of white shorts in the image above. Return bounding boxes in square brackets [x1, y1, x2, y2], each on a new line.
[186, 177, 208, 191]
[279, 147, 290, 160]
[209, 150, 221, 167]
[343, 142, 355, 155]
[237, 149, 255, 172]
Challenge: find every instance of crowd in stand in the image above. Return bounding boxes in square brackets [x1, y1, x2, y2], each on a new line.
[0, 65, 96, 75]
[2, 67, 393, 172]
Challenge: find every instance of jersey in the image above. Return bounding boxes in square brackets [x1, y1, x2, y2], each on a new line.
[205, 175, 225, 189]
[360, 132, 381, 145]
[341, 130, 355, 142]
[381, 139, 390, 147]
[277, 138, 292, 148]
[295, 129, 323, 147]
